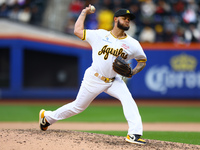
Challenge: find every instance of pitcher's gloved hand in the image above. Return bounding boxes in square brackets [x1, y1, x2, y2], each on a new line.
[113, 56, 133, 78]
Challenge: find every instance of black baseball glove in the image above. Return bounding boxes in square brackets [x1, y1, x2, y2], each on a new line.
[113, 56, 133, 78]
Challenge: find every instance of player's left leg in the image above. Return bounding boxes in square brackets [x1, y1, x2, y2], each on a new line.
[105, 76, 146, 145]
[40, 67, 111, 130]
[39, 83, 98, 131]
[44, 84, 98, 125]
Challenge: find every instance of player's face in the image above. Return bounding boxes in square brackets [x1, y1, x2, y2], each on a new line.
[117, 15, 130, 31]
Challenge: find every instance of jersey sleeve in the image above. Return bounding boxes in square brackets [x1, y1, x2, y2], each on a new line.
[131, 40, 147, 62]
[82, 29, 99, 45]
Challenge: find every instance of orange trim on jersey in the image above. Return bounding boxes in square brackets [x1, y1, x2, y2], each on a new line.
[81, 29, 86, 40]
[110, 31, 127, 39]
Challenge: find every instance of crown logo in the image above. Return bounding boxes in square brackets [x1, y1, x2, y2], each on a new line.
[127, 10, 130, 13]
[170, 53, 197, 71]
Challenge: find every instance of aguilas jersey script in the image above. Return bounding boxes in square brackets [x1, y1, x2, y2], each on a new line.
[82, 29, 147, 78]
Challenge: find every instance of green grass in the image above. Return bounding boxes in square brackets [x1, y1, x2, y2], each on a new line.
[140, 106, 200, 122]
[0, 105, 200, 122]
[84, 131, 200, 145]
[0, 104, 200, 145]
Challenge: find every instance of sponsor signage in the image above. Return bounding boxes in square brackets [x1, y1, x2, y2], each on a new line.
[131, 51, 200, 98]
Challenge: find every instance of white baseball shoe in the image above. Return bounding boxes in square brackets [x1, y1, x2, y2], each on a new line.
[39, 109, 50, 131]
[126, 134, 147, 145]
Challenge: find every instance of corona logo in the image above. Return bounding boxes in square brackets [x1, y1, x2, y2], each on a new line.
[170, 53, 197, 71]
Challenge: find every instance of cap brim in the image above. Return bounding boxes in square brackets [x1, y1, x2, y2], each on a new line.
[128, 14, 135, 20]
[115, 13, 135, 20]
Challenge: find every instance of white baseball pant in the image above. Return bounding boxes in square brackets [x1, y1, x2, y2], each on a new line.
[45, 66, 143, 135]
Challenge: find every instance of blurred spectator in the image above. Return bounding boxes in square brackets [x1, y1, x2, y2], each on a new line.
[122, 0, 133, 9]
[184, 24, 200, 42]
[0, 3, 9, 17]
[98, 8, 114, 30]
[8, 5, 20, 20]
[17, 0, 26, 6]
[155, 0, 171, 16]
[1, 0, 200, 43]
[163, 16, 177, 41]
[182, 8, 197, 23]
[129, 3, 140, 23]
[69, 0, 84, 20]
[113, 0, 122, 11]
[140, 0, 156, 25]
[155, 24, 164, 42]
[187, 0, 199, 12]
[18, 7, 31, 23]
[172, 0, 186, 15]
[163, 28, 174, 42]
[164, 16, 178, 33]
[66, 0, 200, 43]
[139, 26, 156, 43]
[101, 0, 113, 10]
[0, 0, 46, 25]
[154, 0, 171, 24]
[173, 26, 185, 43]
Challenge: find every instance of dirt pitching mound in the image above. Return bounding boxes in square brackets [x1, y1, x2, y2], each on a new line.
[1, 129, 199, 150]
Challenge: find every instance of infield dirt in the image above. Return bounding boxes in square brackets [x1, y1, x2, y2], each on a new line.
[0, 122, 200, 150]
[1, 128, 200, 150]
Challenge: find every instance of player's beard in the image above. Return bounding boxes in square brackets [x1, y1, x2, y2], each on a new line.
[117, 20, 129, 31]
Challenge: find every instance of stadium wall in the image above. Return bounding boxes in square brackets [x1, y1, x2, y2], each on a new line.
[0, 36, 199, 99]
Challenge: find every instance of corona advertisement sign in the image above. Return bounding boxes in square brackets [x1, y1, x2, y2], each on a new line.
[130, 47, 200, 98]
[145, 53, 199, 94]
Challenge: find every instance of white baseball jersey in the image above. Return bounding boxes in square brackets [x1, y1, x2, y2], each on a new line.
[83, 29, 147, 78]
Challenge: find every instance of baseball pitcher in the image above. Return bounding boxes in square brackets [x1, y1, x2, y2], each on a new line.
[39, 4, 147, 145]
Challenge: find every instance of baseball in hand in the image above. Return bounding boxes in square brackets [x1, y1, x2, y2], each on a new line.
[90, 5, 95, 13]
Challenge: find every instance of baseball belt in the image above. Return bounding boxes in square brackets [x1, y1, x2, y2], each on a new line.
[94, 73, 115, 83]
